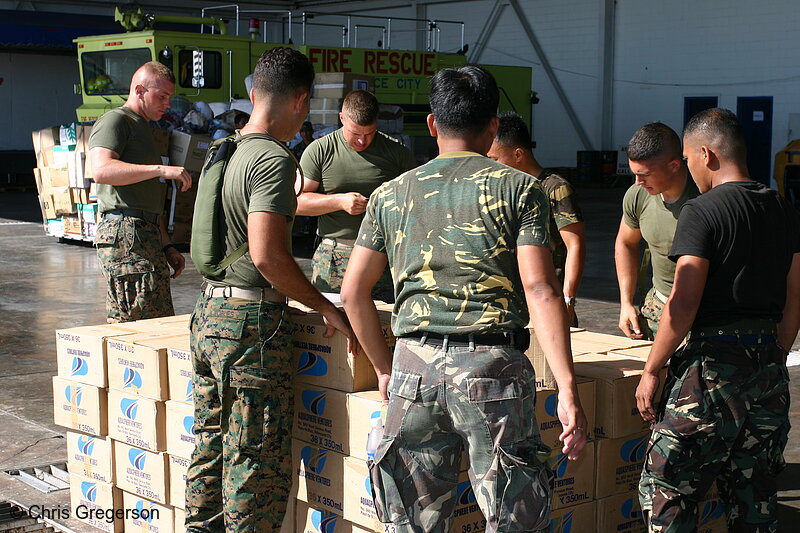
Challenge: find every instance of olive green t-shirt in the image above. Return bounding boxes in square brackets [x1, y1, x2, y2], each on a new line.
[622, 177, 699, 296]
[211, 134, 298, 288]
[357, 152, 551, 336]
[539, 171, 583, 271]
[300, 128, 414, 240]
[89, 106, 166, 215]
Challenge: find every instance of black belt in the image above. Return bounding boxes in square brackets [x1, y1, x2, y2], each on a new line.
[103, 209, 160, 225]
[401, 331, 529, 351]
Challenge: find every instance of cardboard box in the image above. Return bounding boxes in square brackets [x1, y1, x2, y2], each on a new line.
[113, 441, 169, 504]
[71, 187, 91, 205]
[310, 98, 343, 111]
[52, 186, 77, 214]
[535, 380, 596, 447]
[607, 345, 655, 361]
[549, 500, 596, 533]
[68, 473, 123, 533]
[63, 214, 83, 235]
[595, 431, 650, 498]
[40, 165, 70, 188]
[596, 493, 646, 533]
[169, 131, 212, 173]
[68, 150, 91, 188]
[570, 331, 652, 356]
[573, 354, 666, 439]
[166, 336, 194, 404]
[342, 457, 481, 533]
[297, 500, 371, 533]
[108, 389, 166, 452]
[122, 491, 174, 533]
[53, 144, 76, 166]
[81, 202, 99, 224]
[174, 506, 186, 532]
[698, 485, 727, 533]
[151, 127, 170, 157]
[308, 109, 340, 126]
[32, 126, 59, 167]
[52, 376, 108, 436]
[169, 454, 190, 510]
[294, 385, 349, 454]
[166, 400, 196, 459]
[66, 431, 114, 483]
[346, 390, 385, 461]
[293, 439, 345, 515]
[314, 73, 373, 99]
[56, 324, 138, 387]
[107, 333, 185, 400]
[292, 310, 394, 392]
[551, 440, 595, 510]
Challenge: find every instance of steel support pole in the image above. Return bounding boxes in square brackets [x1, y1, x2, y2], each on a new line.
[599, 0, 615, 149]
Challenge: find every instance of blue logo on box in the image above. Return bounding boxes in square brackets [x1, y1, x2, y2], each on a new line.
[364, 476, 371, 496]
[296, 352, 328, 377]
[120, 398, 139, 420]
[123, 367, 143, 389]
[544, 392, 558, 417]
[185, 380, 193, 402]
[135, 500, 156, 523]
[456, 480, 476, 505]
[300, 446, 328, 474]
[183, 416, 195, 436]
[310, 508, 337, 533]
[71, 357, 89, 377]
[65, 385, 83, 406]
[81, 481, 97, 502]
[620, 435, 648, 463]
[554, 453, 570, 478]
[699, 499, 724, 525]
[621, 498, 643, 520]
[77, 435, 95, 455]
[301, 390, 327, 415]
[128, 448, 147, 470]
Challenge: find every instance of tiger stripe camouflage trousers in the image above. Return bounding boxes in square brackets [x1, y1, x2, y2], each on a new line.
[369, 338, 554, 533]
[186, 292, 294, 533]
[639, 338, 790, 533]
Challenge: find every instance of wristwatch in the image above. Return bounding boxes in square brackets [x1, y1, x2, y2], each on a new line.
[564, 296, 576, 307]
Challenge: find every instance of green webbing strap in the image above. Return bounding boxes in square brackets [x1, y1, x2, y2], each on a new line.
[219, 241, 250, 271]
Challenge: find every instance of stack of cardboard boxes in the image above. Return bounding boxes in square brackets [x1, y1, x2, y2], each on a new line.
[52, 311, 727, 533]
[53, 315, 193, 533]
[31, 123, 210, 245]
[310, 73, 373, 127]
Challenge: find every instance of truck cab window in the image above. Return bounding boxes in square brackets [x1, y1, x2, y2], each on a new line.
[81, 48, 153, 95]
[178, 50, 222, 89]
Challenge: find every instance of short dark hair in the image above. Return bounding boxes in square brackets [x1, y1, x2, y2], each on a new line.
[141, 61, 175, 85]
[627, 122, 682, 162]
[683, 108, 747, 163]
[495, 112, 531, 151]
[252, 47, 314, 98]
[429, 65, 499, 137]
[342, 90, 379, 125]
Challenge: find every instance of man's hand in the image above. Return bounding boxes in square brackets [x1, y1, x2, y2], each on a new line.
[338, 192, 368, 215]
[160, 165, 193, 192]
[165, 247, 185, 278]
[635, 370, 661, 423]
[557, 392, 588, 461]
[619, 303, 644, 339]
[565, 302, 576, 325]
[377, 372, 391, 404]
[322, 307, 360, 356]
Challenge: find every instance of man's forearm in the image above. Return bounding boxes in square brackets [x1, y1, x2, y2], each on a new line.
[562, 235, 585, 298]
[296, 191, 343, 216]
[527, 280, 577, 394]
[342, 292, 393, 376]
[615, 241, 640, 305]
[93, 159, 163, 187]
[644, 295, 695, 374]
[256, 248, 337, 315]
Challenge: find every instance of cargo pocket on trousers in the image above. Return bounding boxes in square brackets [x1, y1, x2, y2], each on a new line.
[368, 437, 411, 526]
[94, 219, 118, 246]
[495, 442, 553, 532]
[229, 366, 269, 456]
[203, 316, 246, 341]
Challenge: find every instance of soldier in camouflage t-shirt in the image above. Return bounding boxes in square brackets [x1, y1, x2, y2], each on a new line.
[341, 66, 588, 533]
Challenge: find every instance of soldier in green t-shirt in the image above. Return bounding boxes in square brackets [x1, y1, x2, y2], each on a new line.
[488, 112, 586, 326]
[615, 122, 699, 339]
[297, 90, 414, 302]
[89, 61, 193, 323]
[185, 48, 354, 533]
[341, 66, 587, 533]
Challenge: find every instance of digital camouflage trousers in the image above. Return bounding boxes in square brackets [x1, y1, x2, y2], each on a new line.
[639, 287, 666, 340]
[369, 338, 553, 533]
[311, 238, 395, 303]
[639, 337, 789, 533]
[186, 292, 294, 533]
[95, 216, 173, 323]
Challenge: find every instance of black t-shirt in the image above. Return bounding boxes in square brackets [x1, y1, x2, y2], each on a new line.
[669, 181, 800, 327]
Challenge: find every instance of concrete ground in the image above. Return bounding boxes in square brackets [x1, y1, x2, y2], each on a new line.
[0, 186, 799, 530]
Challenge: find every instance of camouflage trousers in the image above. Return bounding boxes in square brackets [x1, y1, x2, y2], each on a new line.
[639, 338, 789, 532]
[311, 238, 395, 303]
[186, 292, 295, 533]
[369, 338, 553, 533]
[95, 216, 174, 323]
[639, 287, 666, 340]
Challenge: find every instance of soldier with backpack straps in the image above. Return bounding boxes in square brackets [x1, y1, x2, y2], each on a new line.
[184, 47, 356, 533]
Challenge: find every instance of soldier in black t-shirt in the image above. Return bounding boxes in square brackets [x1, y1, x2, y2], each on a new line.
[635, 108, 800, 532]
